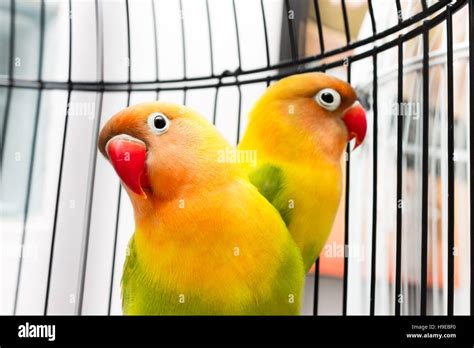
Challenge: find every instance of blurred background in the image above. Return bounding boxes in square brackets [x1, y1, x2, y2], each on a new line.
[0, 0, 471, 315]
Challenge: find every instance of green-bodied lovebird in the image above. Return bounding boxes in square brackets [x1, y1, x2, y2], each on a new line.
[98, 102, 304, 315]
[238, 73, 367, 272]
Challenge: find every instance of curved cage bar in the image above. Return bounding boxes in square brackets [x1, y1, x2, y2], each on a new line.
[0, 0, 472, 317]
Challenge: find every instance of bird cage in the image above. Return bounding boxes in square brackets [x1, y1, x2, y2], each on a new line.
[0, 0, 472, 317]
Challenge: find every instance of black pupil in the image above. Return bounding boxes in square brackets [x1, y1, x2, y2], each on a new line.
[321, 92, 334, 104]
[154, 115, 167, 129]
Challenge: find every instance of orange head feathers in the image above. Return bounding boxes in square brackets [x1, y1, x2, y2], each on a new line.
[243, 72, 367, 163]
[98, 102, 241, 210]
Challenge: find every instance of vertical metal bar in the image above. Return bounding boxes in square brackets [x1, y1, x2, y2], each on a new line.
[109, 0, 132, 315]
[108, 187, 122, 315]
[395, 37, 404, 316]
[367, 0, 378, 317]
[212, 87, 219, 125]
[0, 0, 15, 169]
[125, 0, 131, 85]
[313, 0, 324, 53]
[342, 60, 351, 316]
[409, 283, 415, 314]
[341, 0, 351, 44]
[260, 0, 270, 70]
[108, 96, 132, 316]
[446, 4, 455, 316]
[179, 0, 186, 75]
[13, 0, 46, 315]
[310, 259, 318, 315]
[77, 0, 104, 315]
[395, 0, 403, 24]
[284, 0, 298, 61]
[369, 52, 378, 316]
[0, 92, 12, 170]
[232, 0, 242, 143]
[45, 0, 73, 315]
[205, 0, 214, 77]
[77, 92, 104, 315]
[469, 0, 474, 317]
[179, 0, 187, 104]
[232, 0, 242, 70]
[205, 0, 219, 126]
[151, 0, 159, 100]
[260, 0, 270, 88]
[420, 23, 429, 316]
[421, 0, 427, 12]
[236, 85, 242, 144]
[367, 0, 377, 35]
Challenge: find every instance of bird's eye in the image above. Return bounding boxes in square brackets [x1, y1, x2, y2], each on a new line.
[147, 112, 170, 134]
[315, 88, 341, 111]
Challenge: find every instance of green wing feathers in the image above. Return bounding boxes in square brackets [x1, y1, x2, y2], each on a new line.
[248, 164, 292, 226]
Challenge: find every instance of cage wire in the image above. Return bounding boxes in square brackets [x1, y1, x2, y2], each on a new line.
[0, 0, 472, 316]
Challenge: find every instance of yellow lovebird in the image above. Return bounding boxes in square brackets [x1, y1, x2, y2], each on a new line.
[98, 102, 304, 315]
[238, 73, 367, 272]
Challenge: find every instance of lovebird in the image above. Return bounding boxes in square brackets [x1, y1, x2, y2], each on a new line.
[98, 102, 304, 315]
[238, 73, 367, 272]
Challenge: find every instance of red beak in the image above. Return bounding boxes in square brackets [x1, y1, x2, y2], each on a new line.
[342, 102, 367, 150]
[106, 135, 150, 198]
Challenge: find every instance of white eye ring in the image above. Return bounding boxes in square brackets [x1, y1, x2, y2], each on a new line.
[147, 112, 170, 134]
[315, 88, 341, 111]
